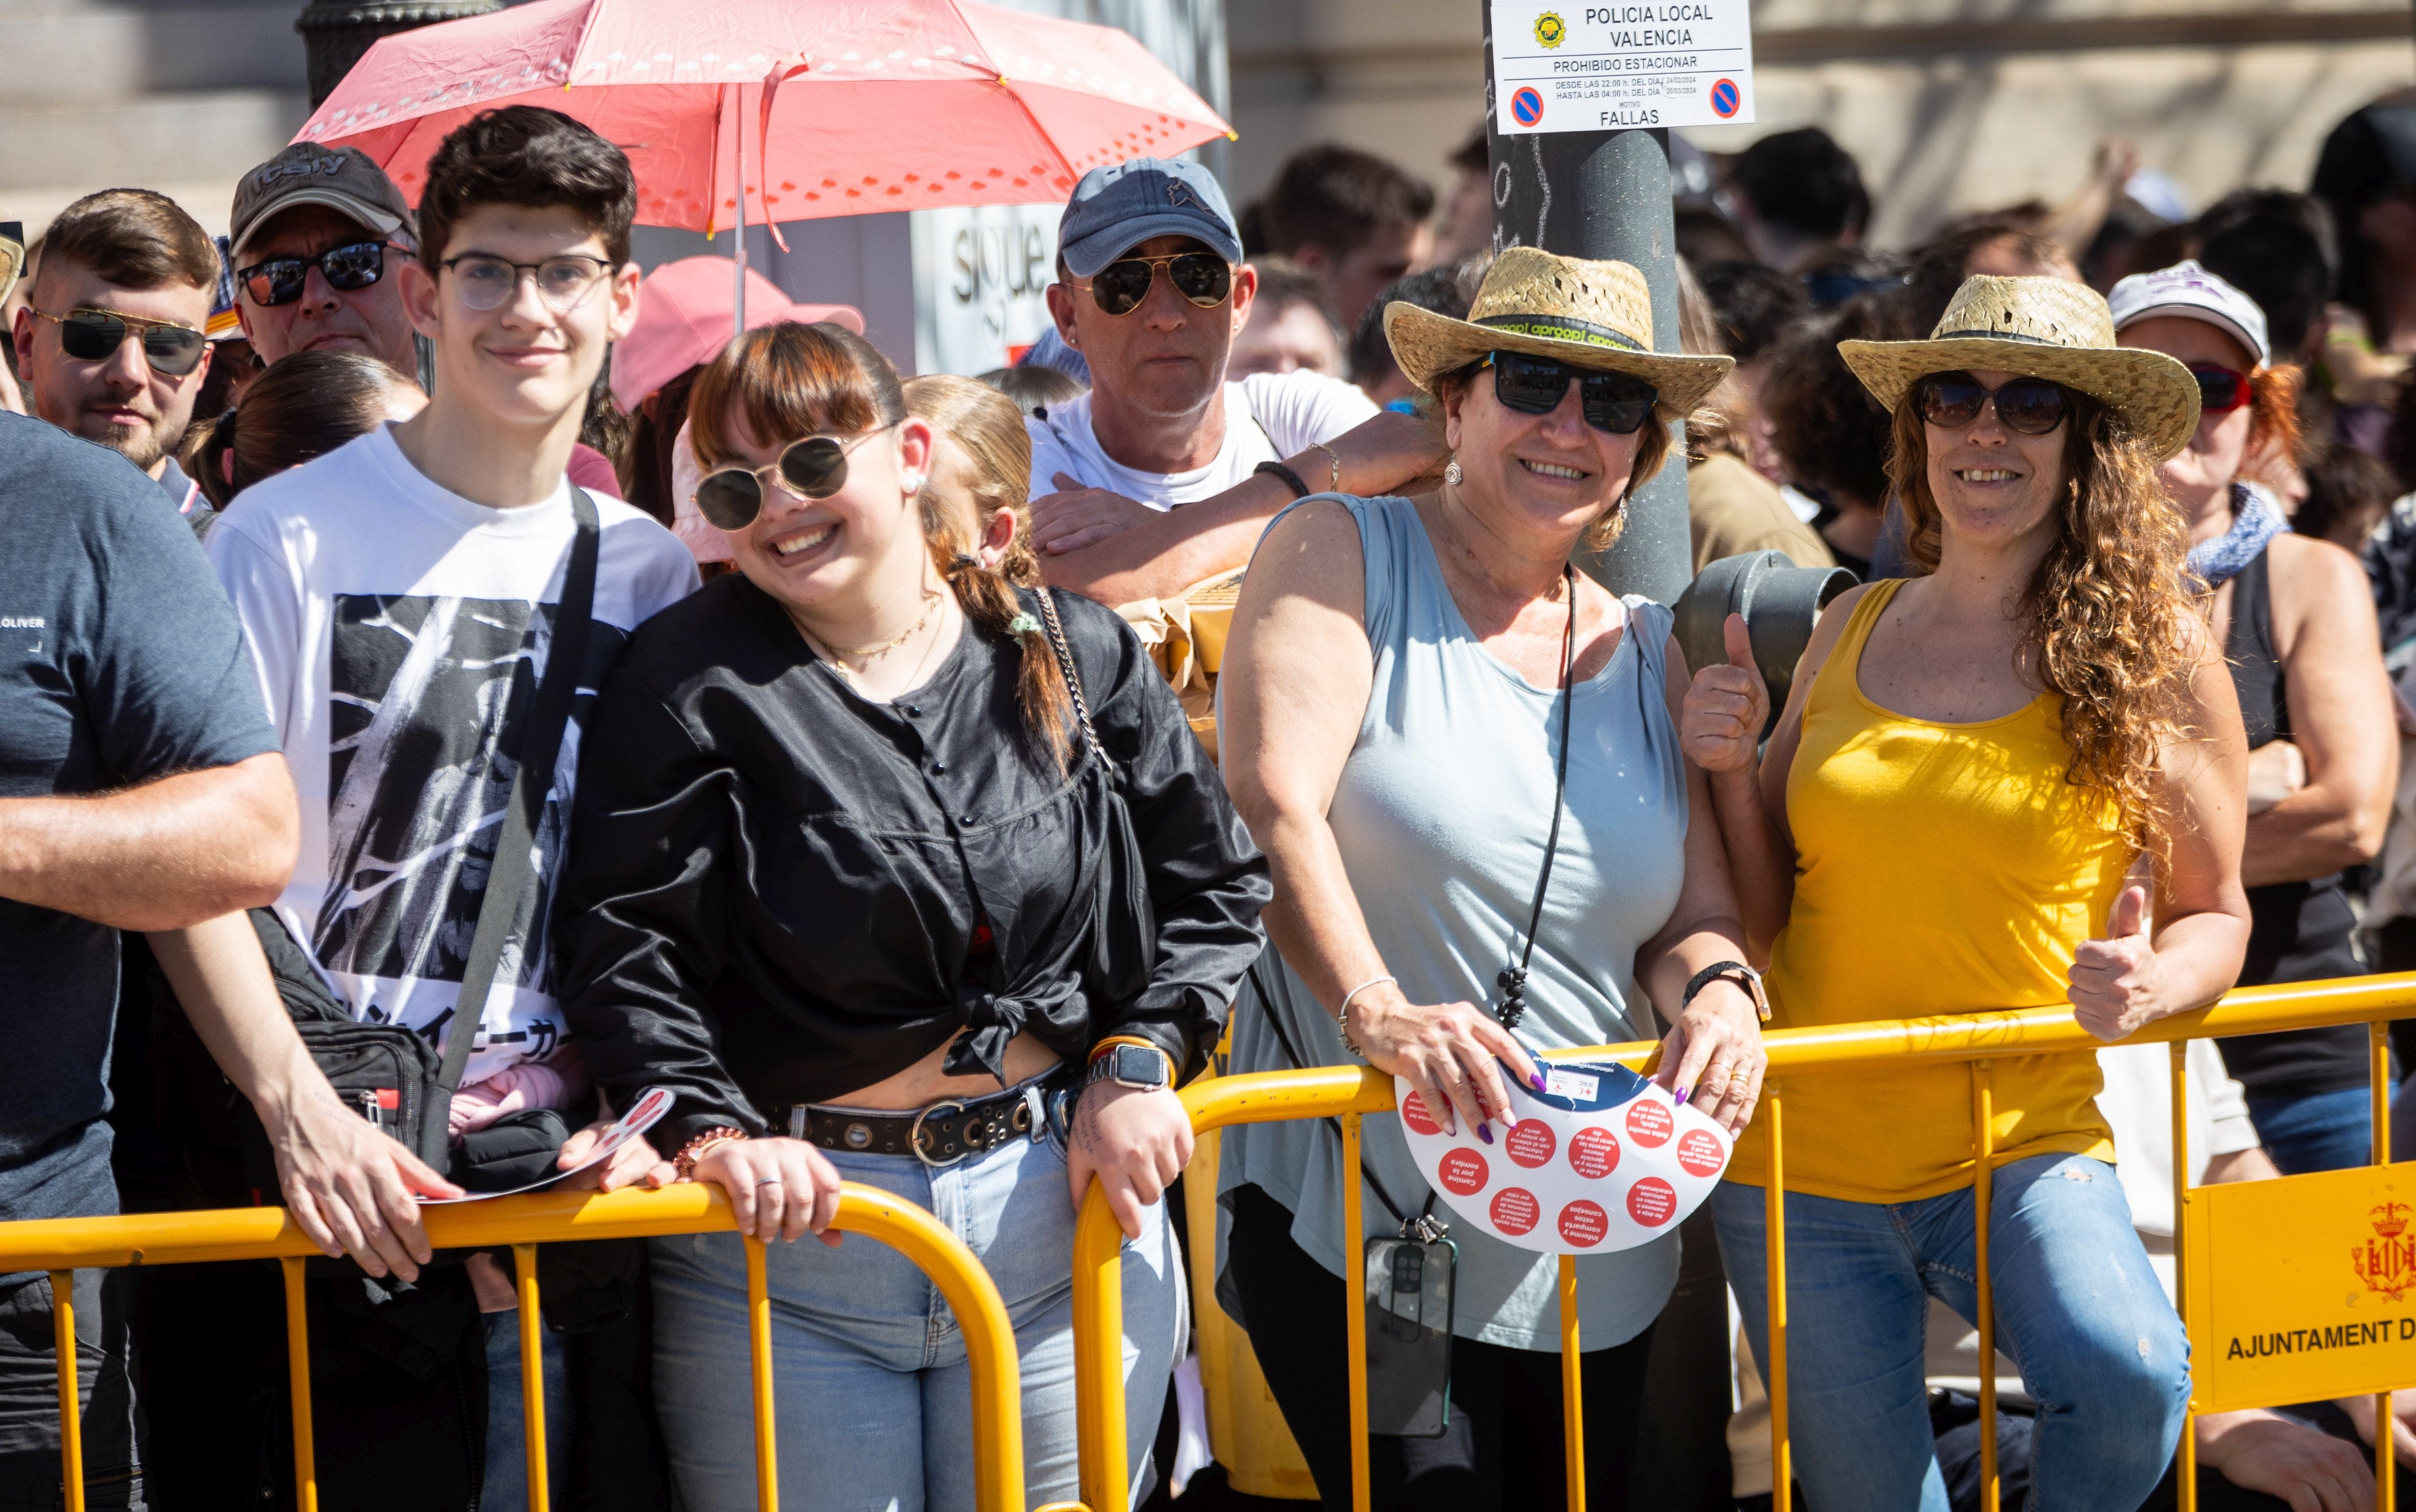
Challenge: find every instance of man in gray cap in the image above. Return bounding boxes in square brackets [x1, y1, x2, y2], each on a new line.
[1030, 156, 1444, 605]
[227, 144, 421, 376]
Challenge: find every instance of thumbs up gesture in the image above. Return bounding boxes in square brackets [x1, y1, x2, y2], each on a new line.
[1681, 614, 1772, 774]
[2069, 883, 2161, 1042]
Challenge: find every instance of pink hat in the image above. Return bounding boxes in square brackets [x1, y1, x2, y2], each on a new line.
[610, 256, 864, 413]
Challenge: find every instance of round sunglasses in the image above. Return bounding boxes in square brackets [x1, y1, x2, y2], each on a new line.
[1484, 351, 1660, 435]
[1077, 252, 1232, 317]
[32, 308, 207, 376]
[1914, 372, 2073, 436]
[692, 428, 892, 531]
[235, 240, 397, 307]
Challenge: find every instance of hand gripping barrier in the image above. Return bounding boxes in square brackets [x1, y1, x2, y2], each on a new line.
[1070, 972, 2416, 1512]
[0, 1182, 1026, 1512]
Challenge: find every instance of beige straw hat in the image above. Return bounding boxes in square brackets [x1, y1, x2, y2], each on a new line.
[1838, 275, 2202, 462]
[1383, 247, 1733, 413]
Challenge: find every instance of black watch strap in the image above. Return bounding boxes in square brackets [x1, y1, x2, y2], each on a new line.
[1254, 459, 1311, 499]
[1683, 960, 1770, 1021]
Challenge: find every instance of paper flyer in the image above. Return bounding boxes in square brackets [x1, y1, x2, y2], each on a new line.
[1396, 1060, 1731, 1253]
[422, 1085, 676, 1204]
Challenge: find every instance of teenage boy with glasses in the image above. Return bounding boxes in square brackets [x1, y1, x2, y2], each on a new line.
[10, 189, 220, 524]
[1028, 157, 1447, 606]
[228, 145, 423, 379]
[189, 105, 695, 1508]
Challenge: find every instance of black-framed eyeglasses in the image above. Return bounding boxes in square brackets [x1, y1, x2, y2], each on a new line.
[1077, 253, 1232, 317]
[692, 429, 893, 531]
[1914, 371, 2073, 436]
[1483, 351, 1659, 435]
[439, 253, 615, 313]
[235, 240, 400, 307]
[31, 307, 208, 376]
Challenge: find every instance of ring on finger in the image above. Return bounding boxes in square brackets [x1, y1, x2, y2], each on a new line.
[755, 1178, 782, 1187]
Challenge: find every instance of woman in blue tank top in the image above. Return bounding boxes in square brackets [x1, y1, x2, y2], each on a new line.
[1215, 249, 1770, 1510]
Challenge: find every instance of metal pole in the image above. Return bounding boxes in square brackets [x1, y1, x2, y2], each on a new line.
[734, 84, 749, 337]
[1481, 4, 1692, 606]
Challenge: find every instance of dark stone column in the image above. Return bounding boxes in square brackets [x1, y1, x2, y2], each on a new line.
[297, 0, 504, 107]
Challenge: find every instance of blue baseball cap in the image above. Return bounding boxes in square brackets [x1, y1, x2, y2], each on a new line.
[1056, 157, 1242, 278]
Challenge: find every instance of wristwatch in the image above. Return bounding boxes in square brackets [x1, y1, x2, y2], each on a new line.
[1085, 1042, 1173, 1093]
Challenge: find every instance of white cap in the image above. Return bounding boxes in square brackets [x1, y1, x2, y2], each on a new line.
[2108, 259, 2270, 367]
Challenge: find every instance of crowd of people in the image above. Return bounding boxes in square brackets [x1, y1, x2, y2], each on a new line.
[10, 73, 2416, 1512]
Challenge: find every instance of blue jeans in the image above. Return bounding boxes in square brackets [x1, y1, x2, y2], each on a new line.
[2247, 1087, 2373, 1174]
[1712, 1155, 2188, 1512]
[650, 1113, 1184, 1511]
[481, 1308, 571, 1512]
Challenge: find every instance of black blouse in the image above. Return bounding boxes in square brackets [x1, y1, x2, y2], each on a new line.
[554, 574, 1270, 1150]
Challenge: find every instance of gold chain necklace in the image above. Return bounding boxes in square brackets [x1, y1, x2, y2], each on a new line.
[808, 586, 942, 676]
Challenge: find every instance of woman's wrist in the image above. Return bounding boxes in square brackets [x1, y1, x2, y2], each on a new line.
[673, 1127, 747, 1180]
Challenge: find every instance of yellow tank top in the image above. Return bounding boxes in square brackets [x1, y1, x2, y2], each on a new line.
[1725, 579, 2126, 1202]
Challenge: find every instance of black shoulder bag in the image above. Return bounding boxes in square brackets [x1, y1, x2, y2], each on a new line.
[242, 488, 600, 1192]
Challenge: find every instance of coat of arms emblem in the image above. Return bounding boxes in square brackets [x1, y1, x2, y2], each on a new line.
[2354, 1202, 2416, 1301]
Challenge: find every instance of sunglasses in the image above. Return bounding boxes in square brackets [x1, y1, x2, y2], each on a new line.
[2190, 365, 2253, 414]
[1914, 372, 2073, 436]
[693, 429, 892, 531]
[236, 240, 396, 307]
[32, 308, 208, 376]
[1483, 351, 1659, 435]
[439, 253, 615, 313]
[1078, 253, 1232, 317]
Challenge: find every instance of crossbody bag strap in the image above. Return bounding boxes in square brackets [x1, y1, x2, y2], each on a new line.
[437, 486, 602, 1094]
[1032, 585, 1109, 772]
[1246, 956, 1435, 1234]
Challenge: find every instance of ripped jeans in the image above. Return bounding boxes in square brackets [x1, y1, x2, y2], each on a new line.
[1712, 1155, 2188, 1512]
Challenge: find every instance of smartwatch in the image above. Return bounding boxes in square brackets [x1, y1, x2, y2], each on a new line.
[1086, 1042, 1173, 1093]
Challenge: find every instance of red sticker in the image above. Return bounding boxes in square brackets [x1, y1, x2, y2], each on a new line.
[1627, 1177, 1678, 1227]
[1439, 1147, 1490, 1196]
[1569, 1126, 1621, 1180]
[1558, 1200, 1608, 1248]
[1677, 1128, 1727, 1178]
[1490, 1186, 1540, 1235]
[1505, 1118, 1557, 1168]
[1625, 1097, 1674, 1148]
[1401, 1091, 1442, 1137]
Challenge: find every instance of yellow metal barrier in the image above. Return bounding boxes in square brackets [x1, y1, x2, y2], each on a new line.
[0, 1182, 1027, 1512]
[1071, 972, 2416, 1512]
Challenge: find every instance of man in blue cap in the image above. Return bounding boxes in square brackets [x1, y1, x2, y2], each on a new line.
[1028, 157, 1445, 604]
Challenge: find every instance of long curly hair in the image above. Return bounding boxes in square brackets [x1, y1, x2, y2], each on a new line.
[1887, 391, 2199, 851]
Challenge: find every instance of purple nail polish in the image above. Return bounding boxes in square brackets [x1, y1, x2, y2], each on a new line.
[1674, 1087, 1691, 1105]
[1530, 1071, 1546, 1092]
[1478, 1123, 1495, 1145]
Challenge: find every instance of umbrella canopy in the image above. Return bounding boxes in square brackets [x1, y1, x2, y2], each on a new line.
[294, 0, 1233, 234]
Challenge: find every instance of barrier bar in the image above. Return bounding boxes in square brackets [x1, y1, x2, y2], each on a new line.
[1765, 1080, 1791, 1512]
[2171, 1042, 2196, 1512]
[513, 1243, 549, 1512]
[1972, 1063, 1998, 1512]
[280, 1256, 318, 1512]
[1071, 1189, 1128, 1509]
[52, 1270, 82, 1512]
[2376, 1021, 2397, 1512]
[743, 1236, 779, 1511]
[1342, 1112, 1372, 1512]
[1559, 1255, 1585, 1509]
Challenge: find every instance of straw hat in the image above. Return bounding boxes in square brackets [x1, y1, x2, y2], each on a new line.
[1383, 247, 1733, 413]
[1838, 275, 2202, 462]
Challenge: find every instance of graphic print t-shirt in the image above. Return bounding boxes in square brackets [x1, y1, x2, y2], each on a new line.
[207, 425, 698, 1085]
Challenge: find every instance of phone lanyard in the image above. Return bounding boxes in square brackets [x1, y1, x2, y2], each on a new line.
[1493, 566, 1578, 1031]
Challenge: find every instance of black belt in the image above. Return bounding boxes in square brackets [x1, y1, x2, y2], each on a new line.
[784, 1065, 1079, 1168]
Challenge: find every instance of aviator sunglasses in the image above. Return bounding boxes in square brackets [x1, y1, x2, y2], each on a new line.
[235, 241, 397, 307]
[1077, 252, 1233, 317]
[1483, 351, 1659, 435]
[31, 308, 208, 376]
[1914, 371, 2074, 435]
[692, 429, 892, 531]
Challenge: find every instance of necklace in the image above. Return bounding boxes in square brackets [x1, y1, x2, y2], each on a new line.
[805, 586, 942, 675]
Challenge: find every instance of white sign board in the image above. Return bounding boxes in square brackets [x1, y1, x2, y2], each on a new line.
[1490, 3, 1756, 134]
[912, 202, 1064, 377]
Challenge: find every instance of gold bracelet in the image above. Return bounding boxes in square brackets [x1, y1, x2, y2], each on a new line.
[673, 1127, 747, 1181]
[1312, 442, 1341, 493]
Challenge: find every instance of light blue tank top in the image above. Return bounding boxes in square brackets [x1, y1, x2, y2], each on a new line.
[1219, 493, 1689, 1351]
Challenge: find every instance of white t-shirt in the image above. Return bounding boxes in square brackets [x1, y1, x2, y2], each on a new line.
[1025, 369, 1378, 508]
[207, 424, 699, 1085]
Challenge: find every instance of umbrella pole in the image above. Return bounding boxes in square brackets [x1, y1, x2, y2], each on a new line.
[733, 83, 747, 337]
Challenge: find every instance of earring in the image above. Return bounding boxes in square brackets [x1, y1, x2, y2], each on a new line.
[1443, 458, 1463, 486]
[903, 473, 926, 493]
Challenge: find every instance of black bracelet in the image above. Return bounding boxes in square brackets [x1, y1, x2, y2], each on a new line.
[1253, 460, 1311, 499]
[1683, 960, 1770, 1021]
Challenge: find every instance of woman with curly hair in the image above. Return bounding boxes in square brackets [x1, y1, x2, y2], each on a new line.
[1680, 275, 2251, 1511]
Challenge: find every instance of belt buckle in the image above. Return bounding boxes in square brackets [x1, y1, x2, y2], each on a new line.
[910, 1099, 970, 1168]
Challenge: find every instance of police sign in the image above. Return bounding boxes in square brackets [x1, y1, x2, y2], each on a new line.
[1490, 1, 1756, 132]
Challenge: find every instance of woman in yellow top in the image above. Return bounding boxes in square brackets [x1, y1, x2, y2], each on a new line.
[1681, 275, 2251, 1512]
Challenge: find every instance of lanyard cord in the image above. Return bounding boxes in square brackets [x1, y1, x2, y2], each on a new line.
[1495, 565, 1578, 1031]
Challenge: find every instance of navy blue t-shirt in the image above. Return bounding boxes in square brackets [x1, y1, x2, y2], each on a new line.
[0, 412, 275, 1228]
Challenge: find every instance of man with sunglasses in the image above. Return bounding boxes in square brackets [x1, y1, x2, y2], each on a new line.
[10, 189, 219, 523]
[227, 144, 422, 380]
[1028, 157, 1448, 605]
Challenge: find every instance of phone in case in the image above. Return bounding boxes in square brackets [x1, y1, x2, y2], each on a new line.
[1362, 1230, 1457, 1437]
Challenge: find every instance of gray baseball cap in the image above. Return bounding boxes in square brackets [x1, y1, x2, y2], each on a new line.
[1057, 157, 1241, 278]
[229, 144, 416, 267]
